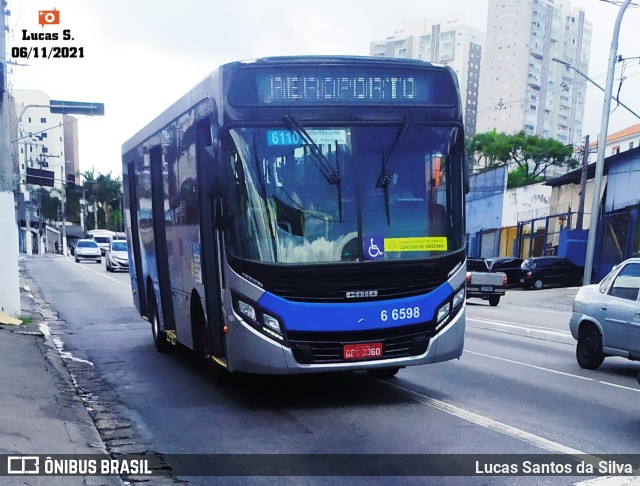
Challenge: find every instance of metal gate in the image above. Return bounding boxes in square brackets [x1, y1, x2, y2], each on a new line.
[596, 209, 638, 279]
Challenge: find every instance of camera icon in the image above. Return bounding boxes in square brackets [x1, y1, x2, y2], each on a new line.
[38, 8, 60, 26]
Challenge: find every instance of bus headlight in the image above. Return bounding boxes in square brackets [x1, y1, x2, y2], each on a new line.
[262, 313, 283, 339]
[436, 302, 451, 324]
[238, 300, 256, 321]
[452, 287, 465, 309]
[233, 294, 286, 343]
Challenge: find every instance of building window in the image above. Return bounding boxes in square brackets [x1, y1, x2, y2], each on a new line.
[629, 142, 634, 150]
[612, 146, 620, 155]
[42, 133, 48, 139]
[42, 147, 48, 154]
[40, 117, 46, 123]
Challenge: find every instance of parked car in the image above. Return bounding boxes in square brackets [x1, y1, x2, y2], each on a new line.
[569, 258, 640, 369]
[74, 239, 102, 263]
[519, 256, 583, 290]
[466, 258, 507, 306]
[486, 257, 524, 286]
[105, 240, 129, 272]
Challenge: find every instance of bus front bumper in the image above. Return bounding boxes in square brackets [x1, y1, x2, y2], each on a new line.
[225, 307, 465, 375]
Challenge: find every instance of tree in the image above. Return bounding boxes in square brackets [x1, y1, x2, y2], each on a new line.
[81, 169, 122, 229]
[467, 130, 579, 187]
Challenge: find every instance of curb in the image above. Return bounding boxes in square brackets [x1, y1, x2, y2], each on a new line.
[467, 318, 575, 345]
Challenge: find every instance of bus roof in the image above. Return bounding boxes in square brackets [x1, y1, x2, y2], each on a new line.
[122, 56, 458, 156]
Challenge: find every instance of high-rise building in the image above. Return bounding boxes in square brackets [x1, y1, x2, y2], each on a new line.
[13, 89, 67, 193]
[476, 0, 592, 145]
[370, 14, 484, 137]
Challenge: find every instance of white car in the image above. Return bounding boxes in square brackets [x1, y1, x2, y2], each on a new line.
[569, 258, 640, 369]
[105, 240, 129, 272]
[74, 239, 102, 263]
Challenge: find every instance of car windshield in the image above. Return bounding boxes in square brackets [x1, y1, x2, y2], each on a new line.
[111, 241, 128, 252]
[94, 236, 110, 244]
[77, 240, 98, 248]
[225, 124, 464, 264]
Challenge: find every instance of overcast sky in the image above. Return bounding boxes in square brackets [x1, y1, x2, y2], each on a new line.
[6, 0, 640, 177]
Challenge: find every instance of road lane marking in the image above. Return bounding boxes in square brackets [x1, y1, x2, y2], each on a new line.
[386, 380, 598, 461]
[468, 316, 572, 336]
[64, 258, 130, 288]
[466, 350, 640, 393]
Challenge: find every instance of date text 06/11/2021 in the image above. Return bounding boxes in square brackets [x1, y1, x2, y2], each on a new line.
[11, 46, 84, 59]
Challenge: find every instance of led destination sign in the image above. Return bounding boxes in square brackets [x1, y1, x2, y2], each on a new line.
[228, 66, 457, 106]
[267, 75, 417, 103]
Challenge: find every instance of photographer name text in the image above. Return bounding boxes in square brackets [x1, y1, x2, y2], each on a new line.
[476, 459, 634, 475]
[12, 29, 85, 59]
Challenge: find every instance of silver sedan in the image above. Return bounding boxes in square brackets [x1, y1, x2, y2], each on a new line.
[569, 258, 640, 369]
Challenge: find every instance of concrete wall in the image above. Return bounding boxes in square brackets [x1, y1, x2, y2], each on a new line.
[502, 182, 552, 227]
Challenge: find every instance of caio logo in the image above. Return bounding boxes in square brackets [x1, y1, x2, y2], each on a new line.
[38, 8, 60, 27]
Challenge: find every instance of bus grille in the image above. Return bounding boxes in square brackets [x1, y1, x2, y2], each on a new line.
[287, 325, 431, 364]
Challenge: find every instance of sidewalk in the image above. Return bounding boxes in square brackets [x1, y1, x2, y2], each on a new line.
[0, 257, 121, 485]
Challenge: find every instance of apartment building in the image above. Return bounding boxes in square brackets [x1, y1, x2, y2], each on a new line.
[370, 14, 484, 137]
[13, 89, 67, 193]
[476, 0, 592, 145]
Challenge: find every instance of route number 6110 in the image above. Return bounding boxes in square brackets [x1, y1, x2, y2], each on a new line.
[380, 306, 420, 321]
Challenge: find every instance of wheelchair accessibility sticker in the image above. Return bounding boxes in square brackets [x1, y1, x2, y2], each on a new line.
[364, 236, 385, 260]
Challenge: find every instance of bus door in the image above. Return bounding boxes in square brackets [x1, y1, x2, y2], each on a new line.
[125, 161, 147, 317]
[195, 116, 225, 358]
[149, 144, 176, 333]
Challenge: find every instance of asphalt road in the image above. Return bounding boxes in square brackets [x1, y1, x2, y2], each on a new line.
[22, 255, 640, 485]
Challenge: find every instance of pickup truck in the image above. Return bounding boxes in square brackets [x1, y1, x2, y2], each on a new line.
[466, 258, 507, 306]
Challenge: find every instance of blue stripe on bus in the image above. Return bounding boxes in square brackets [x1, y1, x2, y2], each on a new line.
[257, 282, 454, 332]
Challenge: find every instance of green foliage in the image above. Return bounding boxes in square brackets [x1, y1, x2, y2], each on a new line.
[507, 166, 543, 189]
[81, 169, 122, 229]
[467, 130, 579, 187]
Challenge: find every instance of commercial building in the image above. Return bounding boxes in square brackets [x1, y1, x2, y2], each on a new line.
[370, 14, 484, 136]
[476, 0, 592, 145]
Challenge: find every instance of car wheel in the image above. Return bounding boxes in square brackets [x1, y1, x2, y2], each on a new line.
[150, 293, 172, 354]
[75, 257, 79, 263]
[489, 296, 500, 306]
[576, 324, 605, 370]
[533, 278, 544, 290]
[367, 367, 400, 379]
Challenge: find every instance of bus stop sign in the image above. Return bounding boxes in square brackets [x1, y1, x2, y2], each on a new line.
[50, 100, 105, 116]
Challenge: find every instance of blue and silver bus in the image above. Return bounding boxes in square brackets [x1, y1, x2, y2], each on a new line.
[122, 56, 468, 377]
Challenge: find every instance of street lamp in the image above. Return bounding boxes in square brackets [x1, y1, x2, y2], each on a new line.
[583, 0, 633, 285]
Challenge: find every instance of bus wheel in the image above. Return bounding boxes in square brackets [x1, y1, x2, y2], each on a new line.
[367, 367, 400, 379]
[150, 294, 172, 354]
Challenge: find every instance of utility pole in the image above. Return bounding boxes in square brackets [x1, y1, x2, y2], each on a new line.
[576, 135, 589, 231]
[584, 0, 633, 285]
[0, 4, 20, 316]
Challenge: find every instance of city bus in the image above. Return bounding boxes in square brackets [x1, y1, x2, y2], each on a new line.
[122, 56, 469, 377]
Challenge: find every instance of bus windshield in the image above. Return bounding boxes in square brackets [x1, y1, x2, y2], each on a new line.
[226, 123, 463, 264]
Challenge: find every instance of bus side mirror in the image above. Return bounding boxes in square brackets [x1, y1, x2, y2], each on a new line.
[213, 197, 232, 229]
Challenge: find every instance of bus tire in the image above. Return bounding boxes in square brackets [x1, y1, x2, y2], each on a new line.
[149, 291, 172, 354]
[367, 367, 400, 379]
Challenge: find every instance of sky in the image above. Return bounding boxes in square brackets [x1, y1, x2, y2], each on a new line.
[5, 0, 640, 178]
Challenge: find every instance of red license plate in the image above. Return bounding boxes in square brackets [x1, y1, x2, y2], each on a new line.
[343, 342, 383, 360]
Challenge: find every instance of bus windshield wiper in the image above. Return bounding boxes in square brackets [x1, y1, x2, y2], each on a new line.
[376, 116, 412, 225]
[284, 114, 343, 222]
